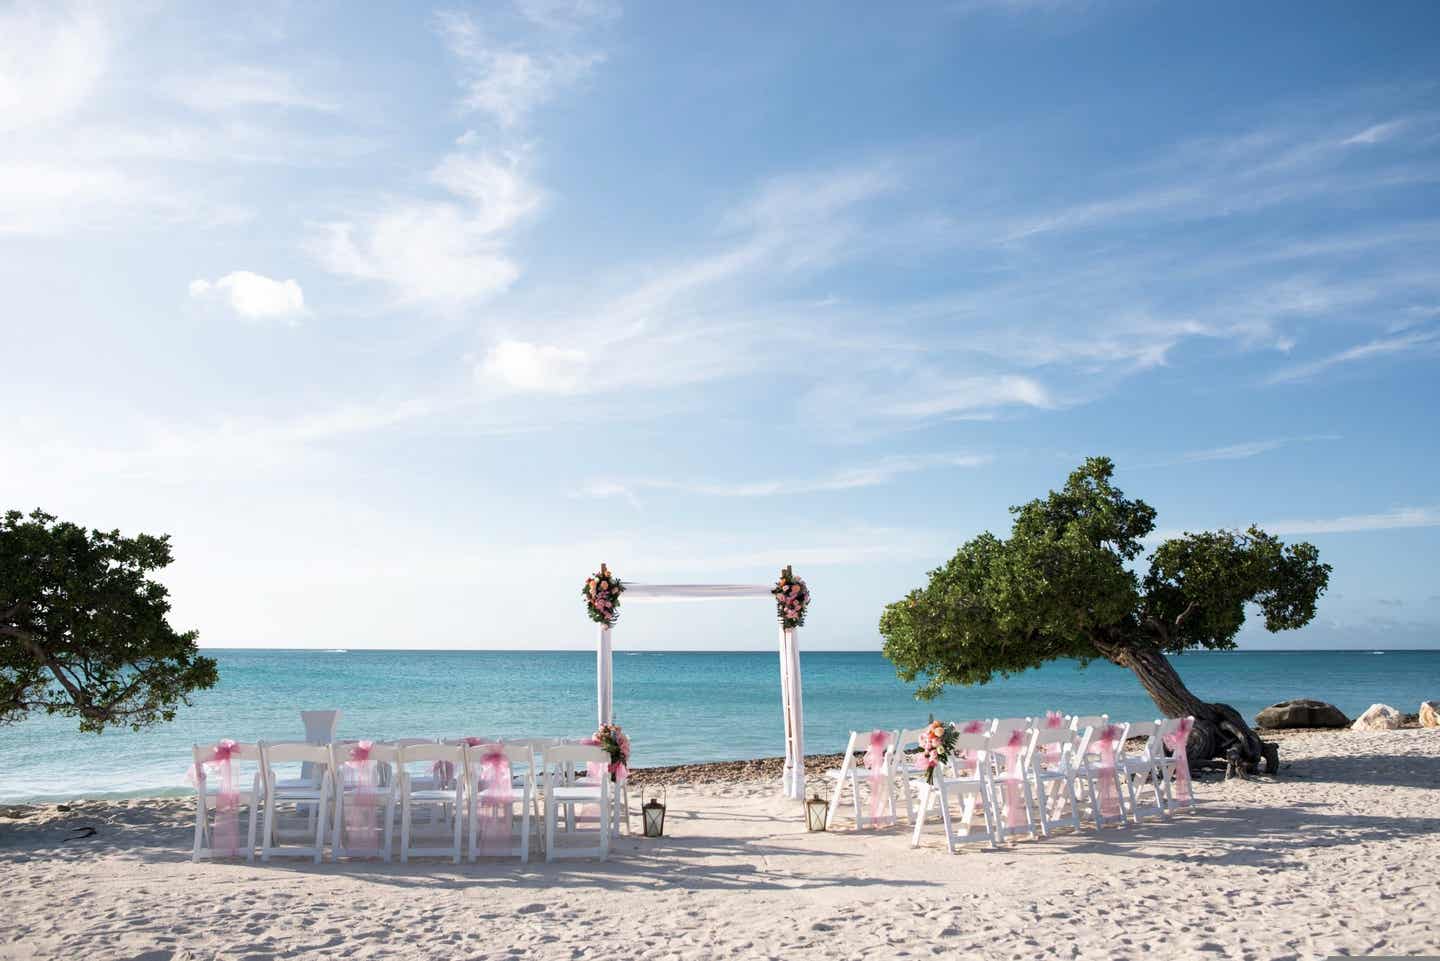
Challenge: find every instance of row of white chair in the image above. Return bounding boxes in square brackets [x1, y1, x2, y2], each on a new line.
[825, 715, 1195, 852]
[189, 737, 621, 864]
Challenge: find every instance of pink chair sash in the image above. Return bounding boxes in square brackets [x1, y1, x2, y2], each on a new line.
[1092, 725, 1123, 820]
[474, 745, 514, 856]
[343, 741, 382, 856]
[994, 729, 1028, 830]
[189, 740, 243, 856]
[1042, 711, 1066, 765]
[862, 730, 891, 825]
[1163, 717, 1194, 804]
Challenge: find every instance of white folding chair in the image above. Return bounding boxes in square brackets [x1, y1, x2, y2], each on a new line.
[189, 741, 261, 862]
[1156, 716, 1198, 812]
[397, 742, 465, 863]
[259, 742, 333, 863]
[466, 741, 534, 862]
[1026, 726, 1083, 837]
[988, 727, 1037, 842]
[543, 744, 611, 861]
[1116, 720, 1167, 823]
[823, 730, 897, 830]
[329, 741, 398, 861]
[1073, 722, 1129, 830]
[910, 731, 1000, 852]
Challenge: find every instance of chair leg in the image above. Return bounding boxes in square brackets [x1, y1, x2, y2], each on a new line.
[192, 797, 206, 862]
[519, 789, 531, 864]
[544, 792, 556, 863]
[383, 795, 395, 863]
[400, 794, 411, 864]
[935, 781, 957, 853]
[909, 784, 930, 848]
[261, 793, 275, 862]
[246, 800, 258, 863]
[315, 784, 329, 864]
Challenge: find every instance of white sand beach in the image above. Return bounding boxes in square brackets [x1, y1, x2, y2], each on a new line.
[2, 728, 1436, 961]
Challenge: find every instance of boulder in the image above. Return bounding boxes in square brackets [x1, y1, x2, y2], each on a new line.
[1254, 699, 1349, 729]
[1350, 703, 1403, 731]
[1420, 701, 1440, 728]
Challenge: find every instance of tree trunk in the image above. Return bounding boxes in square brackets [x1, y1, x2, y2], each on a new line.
[1093, 639, 1279, 776]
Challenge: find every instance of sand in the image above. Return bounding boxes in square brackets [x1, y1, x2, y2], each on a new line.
[1, 728, 1437, 961]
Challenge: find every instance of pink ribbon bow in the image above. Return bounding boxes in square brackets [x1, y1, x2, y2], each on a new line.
[1163, 717, 1194, 804]
[862, 730, 891, 826]
[1091, 724, 1123, 821]
[994, 729, 1029, 831]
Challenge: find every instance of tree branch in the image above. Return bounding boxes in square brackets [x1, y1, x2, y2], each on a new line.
[1174, 601, 1201, 630]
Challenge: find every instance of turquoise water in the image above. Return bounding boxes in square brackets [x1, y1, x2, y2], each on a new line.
[0, 649, 1434, 801]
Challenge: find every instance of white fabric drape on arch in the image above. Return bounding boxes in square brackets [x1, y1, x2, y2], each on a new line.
[593, 583, 805, 799]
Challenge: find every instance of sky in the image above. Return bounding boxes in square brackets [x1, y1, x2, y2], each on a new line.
[3, 0, 1438, 652]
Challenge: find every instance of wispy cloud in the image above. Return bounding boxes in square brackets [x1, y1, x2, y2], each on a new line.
[310, 149, 540, 306]
[1139, 435, 1341, 468]
[579, 453, 991, 504]
[1267, 328, 1440, 383]
[0, 2, 108, 133]
[1261, 506, 1440, 536]
[166, 66, 337, 113]
[433, 8, 605, 127]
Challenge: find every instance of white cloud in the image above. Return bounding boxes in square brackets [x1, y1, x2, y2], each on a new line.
[167, 66, 337, 113]
[189, 271, 306, 322]
[434, 9, 604, 127]
[1343, 120, 1408, 146]
[579, 454, 991, 502]
[514, 0, 620, 31]
[0, 2, 108, 132]
[882, 374, 1053, 418]
[1262, 506, 1440, 537]
[1267, 328, 1440, 383]
[312, 151, 538, 305]
[1140, 435, 1341, 468]
[480, 340, 590, 393]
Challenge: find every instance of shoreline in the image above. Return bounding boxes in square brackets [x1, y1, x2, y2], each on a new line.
[0, 725, 1419, 808]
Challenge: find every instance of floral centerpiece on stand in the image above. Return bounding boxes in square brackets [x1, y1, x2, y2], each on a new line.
[917, 719, 959, 784]
[583, 562, 625, 627]
[593, 722, 631, 781]
[772, 565, 810, 628]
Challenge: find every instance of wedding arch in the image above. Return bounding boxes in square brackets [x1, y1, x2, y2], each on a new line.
[582, 566, 809, 799]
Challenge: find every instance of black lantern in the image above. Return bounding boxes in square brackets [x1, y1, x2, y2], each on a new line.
[641, 789, 666, 838]
[804, 793, 829, 832]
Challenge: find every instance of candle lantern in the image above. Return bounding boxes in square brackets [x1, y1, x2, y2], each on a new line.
[641, 789, 667, 838]
[804, 793, 829, 832]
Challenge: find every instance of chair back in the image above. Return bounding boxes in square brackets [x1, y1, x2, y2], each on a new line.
[190, 741, 260, 789]
[1027, 726, 1073, 771]
[544, 743, 609, 769]
[1120, 720, 1162, 760]
[330, 740, 399, 789]
[1071, 714, 1107, 732]
[990, 717, 1031, 740]
[259, 741, 331, 790]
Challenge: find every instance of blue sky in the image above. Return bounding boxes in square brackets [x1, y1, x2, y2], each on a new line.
[3, 0, 1438, 651]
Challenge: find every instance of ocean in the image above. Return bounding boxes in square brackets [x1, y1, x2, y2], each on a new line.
[0, 649, 1433, 802]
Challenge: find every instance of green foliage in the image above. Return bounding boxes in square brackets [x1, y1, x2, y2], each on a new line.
[1, 509, 218, 733]
[880, 457, 1331, 700]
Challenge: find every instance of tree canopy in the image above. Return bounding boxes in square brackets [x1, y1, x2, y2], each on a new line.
[880, 457, 1331, 702]
[1, 509, 217, 733]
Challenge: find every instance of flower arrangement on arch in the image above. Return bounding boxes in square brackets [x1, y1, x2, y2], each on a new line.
[583, 563, 625, 627]
[772, 565, 810, 629]
[593, 722, 631, 781]
[917, 719, 959, 784]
